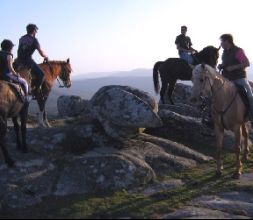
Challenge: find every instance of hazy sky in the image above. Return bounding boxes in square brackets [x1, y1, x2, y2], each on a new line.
[0, 0, 252, 76]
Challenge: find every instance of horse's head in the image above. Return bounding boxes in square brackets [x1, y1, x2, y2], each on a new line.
[197, 46, 220, 68]
[191, 64, 216, 106]
[59, 58, 72, 88]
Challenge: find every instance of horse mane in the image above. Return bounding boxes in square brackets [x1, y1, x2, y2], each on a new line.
[42, 60, 68, 65]
[198, 46, 217, 58]
[204, 64, 228, 82]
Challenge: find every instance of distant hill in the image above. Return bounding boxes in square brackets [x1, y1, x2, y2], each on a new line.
[30, 63, 253, 116]
[73, 68, 152, 80]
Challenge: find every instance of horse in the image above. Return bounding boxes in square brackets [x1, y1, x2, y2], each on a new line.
[153, 46, 220, 104]
[191, 64, 250, 179]
[0, 68, 30, 167]
[17, 59, 72, 127]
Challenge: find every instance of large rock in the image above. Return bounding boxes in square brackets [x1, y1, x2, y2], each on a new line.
[57, 95, 89, 117]
[89, 85, 163, 139]
[55, 151, 156, 196]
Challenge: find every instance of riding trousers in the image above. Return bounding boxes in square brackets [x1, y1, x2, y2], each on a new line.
[233, 78, 253, 115]
[180, 52, 194, 65]
[6, 73, 29, 96]
[30, 60, 45, 89]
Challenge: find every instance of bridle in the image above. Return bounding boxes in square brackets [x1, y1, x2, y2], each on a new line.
[44, 59, 70, 88]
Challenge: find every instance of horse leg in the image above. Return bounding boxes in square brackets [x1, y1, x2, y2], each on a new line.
[242, 123, 250, 162]
[36, 95, 47, 127]
[12, 117, 22, 151]
[20, 104, 29, 153]
[0, 118, 14, 167]
[233, 126, 243, 179]
[167, 79, 177, 105]
[160, 82, 167, 104]
[43, 110, 51, 127]
[214, 124, 224, 177]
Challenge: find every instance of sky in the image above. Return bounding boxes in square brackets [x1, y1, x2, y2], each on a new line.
[1, 0, 253, 76]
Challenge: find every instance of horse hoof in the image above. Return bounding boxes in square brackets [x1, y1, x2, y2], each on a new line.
[22, 148, 29, 154]
[7, 160, 15, 168]
[215, 171, 222, 178]
[232, 173, 241, 179]
[242, 155, 249, 162]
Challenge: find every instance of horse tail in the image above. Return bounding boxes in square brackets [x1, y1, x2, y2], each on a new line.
[153, 61, 163, 94]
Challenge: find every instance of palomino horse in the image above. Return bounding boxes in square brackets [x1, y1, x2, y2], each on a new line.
[18, 59, 72, 127]
[153, 46, 220, 104]
[0, 68, 30, 167]
[191, 64, 250, 179]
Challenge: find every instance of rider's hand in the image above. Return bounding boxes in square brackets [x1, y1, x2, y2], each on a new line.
[226, 66, 236, 72]
[44, 57, 49, 62]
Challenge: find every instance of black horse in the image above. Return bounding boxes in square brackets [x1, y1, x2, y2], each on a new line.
[153, 46, 220, 104]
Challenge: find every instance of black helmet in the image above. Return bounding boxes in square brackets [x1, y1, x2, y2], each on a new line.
[1, 39, 15, 51]
[26, 23, 38, 34]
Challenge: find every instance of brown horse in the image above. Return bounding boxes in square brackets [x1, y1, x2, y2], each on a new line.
[0, 69, 30, 167]
[18, 59, 72, 127]
[191, 64, 250, 179]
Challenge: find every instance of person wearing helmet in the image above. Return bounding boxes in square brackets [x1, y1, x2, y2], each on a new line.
[17, 24, 48, 94]
[0, 39, 30, 102]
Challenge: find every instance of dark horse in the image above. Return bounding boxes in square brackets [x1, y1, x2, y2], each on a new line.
[0, 68, 30, 167]
[153, 46, 220, 104]
[16, 59, 72, 127]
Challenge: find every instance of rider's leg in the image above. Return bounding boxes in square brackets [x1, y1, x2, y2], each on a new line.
[31, 62, 45, 91]
[234, 78, 253, 116]
[5, 73, 29, 101]
[180, 52, 194, 64]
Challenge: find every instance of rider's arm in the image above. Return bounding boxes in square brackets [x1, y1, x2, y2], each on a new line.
[37, 47, 48, 60]
[226, 49, 250, 72]
[7, 55, 18, 76]
[176, 44, 190, 53]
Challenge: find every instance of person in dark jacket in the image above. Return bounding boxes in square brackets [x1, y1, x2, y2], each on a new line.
[17, 24, 48, 93]
[218, 34, 253, 115]
[0, 39, 30, 102]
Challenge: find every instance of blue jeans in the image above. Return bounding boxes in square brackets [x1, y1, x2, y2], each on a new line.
[180, 52, 194, 65]
[31, 60, 45, 89]
[233, 78, 253, 115]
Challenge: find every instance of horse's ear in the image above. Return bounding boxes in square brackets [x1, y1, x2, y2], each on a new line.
[67, 58, 70, 63]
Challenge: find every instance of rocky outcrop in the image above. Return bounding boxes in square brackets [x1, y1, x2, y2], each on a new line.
[0, 115, 212, 209]
[57, 95, 89, 117]
[89, 86, 163, 139]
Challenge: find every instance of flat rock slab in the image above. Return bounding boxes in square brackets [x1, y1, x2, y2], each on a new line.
[232, 173, 253, 187]
[163, 206, 249, 219]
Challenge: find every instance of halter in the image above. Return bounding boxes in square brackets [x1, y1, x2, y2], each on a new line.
[44, 59, 68, 88]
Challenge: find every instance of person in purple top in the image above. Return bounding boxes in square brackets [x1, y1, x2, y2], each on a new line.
[218, 34, 253, 116]
[17, 24, 49, 94]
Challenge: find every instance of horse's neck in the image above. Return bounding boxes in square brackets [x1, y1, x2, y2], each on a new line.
[212, 77, 236, 109]
[47, 63, 61, 79]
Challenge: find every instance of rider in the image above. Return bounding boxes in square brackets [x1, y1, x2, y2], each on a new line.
[0, 39, 30, 102]
[218, 34, 253, 116]
[175, 26, 197, 65]
[17, 24, 48, 94]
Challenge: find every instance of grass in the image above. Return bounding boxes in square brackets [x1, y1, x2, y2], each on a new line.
[1, 147, 253, 219]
